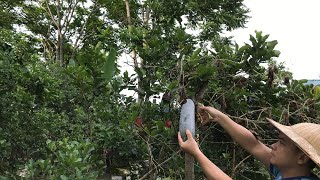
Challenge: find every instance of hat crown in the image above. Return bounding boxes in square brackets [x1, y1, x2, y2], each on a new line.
[291, 123, 320, 155]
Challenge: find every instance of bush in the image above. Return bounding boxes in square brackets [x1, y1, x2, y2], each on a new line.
[25, 138, 99, 179]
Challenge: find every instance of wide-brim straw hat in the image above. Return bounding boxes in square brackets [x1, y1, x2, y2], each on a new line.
[267, 118, 320, 167]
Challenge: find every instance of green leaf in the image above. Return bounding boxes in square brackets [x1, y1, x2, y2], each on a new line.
[103, 48, 117, 84]
[222, 153, 230, 159]
[273, 50, 281, 57]
[238, 44, 251, 54]
[249, 35, 258, 47]
[75, 167, 82, 177]
[255, 31, 263, 40]
[95, 41, 103, 51]
[196, 64, 216, 78]
[151, 129, 158, 136]
[267, 40, 278, 50]
[135, 67, 146, 78]
[68, 59, 76, 67]
[167, 80, 178, 91]
[0, 176, 9, 180]
[313, 86, 320, 99]
[123, 71, 129, 80]
[299, 79, 308, 84]
[222, 59, 240, 67]
[189, 48, 201, 65]
[60, 175, 68, 180]
[261, 34, 270, 43]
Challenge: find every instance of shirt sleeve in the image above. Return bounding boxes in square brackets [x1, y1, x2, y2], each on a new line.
[269, 164, 281, 179]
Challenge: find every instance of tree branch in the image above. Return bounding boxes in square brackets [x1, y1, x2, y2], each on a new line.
[62, 0, 80, 34]
[139, 150, 181, 180]
[70, 3, 97, 60]
[43, 0, 59, 29]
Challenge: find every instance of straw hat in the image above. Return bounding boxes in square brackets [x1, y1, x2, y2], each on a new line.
[267, 118, 320, 167]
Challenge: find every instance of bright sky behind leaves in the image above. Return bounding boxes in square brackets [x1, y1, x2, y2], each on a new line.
[229, 0, 320, 80]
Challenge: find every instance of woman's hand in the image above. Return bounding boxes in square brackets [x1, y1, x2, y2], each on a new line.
[198, 106, 225, 124]
[178, 129, 201, 157]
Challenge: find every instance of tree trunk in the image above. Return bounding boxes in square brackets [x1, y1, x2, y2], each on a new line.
[56, 0, 63, 66]
[125, 0, 144, 103]
[56, 37, 60, 63]
[59, 31, 64, 66]
[125, 0, 137, 67]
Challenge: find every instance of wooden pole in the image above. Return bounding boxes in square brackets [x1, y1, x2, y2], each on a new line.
[185, 153, 195, 180]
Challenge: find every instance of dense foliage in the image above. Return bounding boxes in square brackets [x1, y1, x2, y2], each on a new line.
[1, 0, 319, 179]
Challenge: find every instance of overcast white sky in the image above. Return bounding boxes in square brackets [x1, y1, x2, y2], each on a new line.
[229, 0, 320, 80]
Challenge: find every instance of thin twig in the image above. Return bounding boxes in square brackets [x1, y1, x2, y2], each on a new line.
[139, 150, 181, 180]
[233, 154, 252, 172]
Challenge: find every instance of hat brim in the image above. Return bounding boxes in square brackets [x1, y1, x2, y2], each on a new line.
[267, 118, 320, 168]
